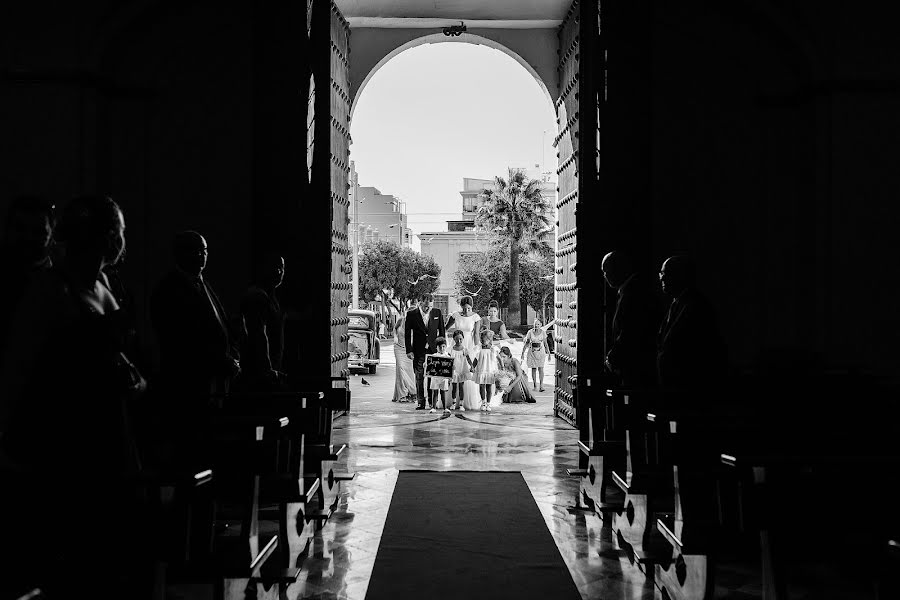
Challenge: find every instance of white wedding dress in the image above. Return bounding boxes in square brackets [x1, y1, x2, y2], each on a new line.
[450, 311, 481, 356]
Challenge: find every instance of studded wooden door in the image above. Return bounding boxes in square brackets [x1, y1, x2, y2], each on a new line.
[328, 2, 352, 379]
[555, 0, 602, 429]
[307, 0, 351, 381]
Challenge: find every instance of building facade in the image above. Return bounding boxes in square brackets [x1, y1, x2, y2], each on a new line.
[348, 163, 412, 250]
[420, 168, 557, 316]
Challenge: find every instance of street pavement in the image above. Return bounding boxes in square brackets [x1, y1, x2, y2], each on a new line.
[348, 339, 557, 416]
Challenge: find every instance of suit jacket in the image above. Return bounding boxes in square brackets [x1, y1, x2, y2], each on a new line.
[404, 307, 445, 358]
[657, 287, 725, 389]
[151, 269, 236, 386]
[606, 274, 661, 388]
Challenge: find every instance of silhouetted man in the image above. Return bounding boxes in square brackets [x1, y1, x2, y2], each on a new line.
[238, 252, 285, 390]
[151, 231, 240, 406]
[602, 251, 661, 388]
[405, 293, 445, 409]
[657, 255, 726, 391]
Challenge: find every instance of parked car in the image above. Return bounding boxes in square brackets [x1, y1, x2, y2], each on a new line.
[348, 309, 381, 374]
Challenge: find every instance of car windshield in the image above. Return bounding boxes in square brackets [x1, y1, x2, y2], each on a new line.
[348, 331, 370, 356]
[348, 315, 371, 329]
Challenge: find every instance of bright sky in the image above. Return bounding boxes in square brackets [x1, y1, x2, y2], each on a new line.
[350, 42, 558, 250]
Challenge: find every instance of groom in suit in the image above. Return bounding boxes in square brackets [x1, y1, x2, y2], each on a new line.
[405, 293, 445, 409]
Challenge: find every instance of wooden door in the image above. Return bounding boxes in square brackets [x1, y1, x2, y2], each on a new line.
[308, 0, 352, 380]
[555, 0, 653, 429]
[555, 0, 604, 428]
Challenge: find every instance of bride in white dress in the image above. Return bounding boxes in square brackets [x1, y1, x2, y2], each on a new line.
[446, 296, 483, 410]
[445, 296, 481, 356]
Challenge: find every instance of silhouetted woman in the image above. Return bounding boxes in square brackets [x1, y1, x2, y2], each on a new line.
[0, 195, 151, 598]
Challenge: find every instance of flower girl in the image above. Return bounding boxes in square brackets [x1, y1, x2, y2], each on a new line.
[449, 330, 473, 410]
[471, 329, 498, 412]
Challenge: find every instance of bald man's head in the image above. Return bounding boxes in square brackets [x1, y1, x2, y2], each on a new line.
[659, 255, 696, 297]
[174, 230, 208, 276]
[601, 251, 635, 289]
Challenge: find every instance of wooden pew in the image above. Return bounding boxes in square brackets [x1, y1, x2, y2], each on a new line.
[211, 391, 324, 572]
[568, 376, 627, 514]
[150, 413, 301, 599]
[290, 377, 356, 528]
[604, 393, 679, 571]
[649, 376, 900, 600]
[649, 408, 736, 600]
[569, 380, 676, 570]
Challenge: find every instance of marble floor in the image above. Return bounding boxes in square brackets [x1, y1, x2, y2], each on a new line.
[284, 412, 662, 600]
[277, 409, 878, 600]
[164, 407, 879, 599]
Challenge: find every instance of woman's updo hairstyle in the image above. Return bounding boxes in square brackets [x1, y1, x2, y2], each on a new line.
[488, 299, 500, 310]
[56, 195, 124, 263]
[459, 296, 472, 309]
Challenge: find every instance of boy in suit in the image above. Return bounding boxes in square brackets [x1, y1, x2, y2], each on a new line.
[404, 293, 445, 409]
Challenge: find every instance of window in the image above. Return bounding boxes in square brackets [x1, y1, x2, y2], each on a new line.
[433, 294, 449, 317]
[349, 315, 372, 329]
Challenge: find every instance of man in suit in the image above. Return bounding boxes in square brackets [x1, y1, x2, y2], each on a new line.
[151, 231, 240, 409]
[601, 251, 661, 389]
[405, 292, 445, 409]
[657, 255, 726, 392]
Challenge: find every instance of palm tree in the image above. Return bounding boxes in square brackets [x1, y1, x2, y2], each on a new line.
[476, 168, 553, 328]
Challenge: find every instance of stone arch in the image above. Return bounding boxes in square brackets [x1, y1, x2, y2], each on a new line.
[349, 29, 558, 121]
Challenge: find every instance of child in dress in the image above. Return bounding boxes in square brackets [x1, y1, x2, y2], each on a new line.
[428, 336, 451, 414]
[449, 330, 473, 411]
[471, 329, 497, 412]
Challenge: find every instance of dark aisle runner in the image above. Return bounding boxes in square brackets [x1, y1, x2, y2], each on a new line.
[365, 471, 581, 600]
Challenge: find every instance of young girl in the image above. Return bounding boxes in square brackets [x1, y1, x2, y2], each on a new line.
[428, 336, 451, 414]
[471, 329, 497, 412]
[449, 330, 473, 410]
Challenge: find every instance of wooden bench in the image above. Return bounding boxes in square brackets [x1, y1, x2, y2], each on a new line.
[647, 375, 900, 600]
[569, 380, 677, 569]
[149, 413, 301, 599]
[290, 377, 356, 527]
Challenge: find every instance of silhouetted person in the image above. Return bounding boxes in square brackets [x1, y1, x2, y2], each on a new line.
[657, 255, 726, 391]
[237, 252, 286, 391]
[151, 231, 239, 407]
[0, 195, 55, 357]
[0, 195, 151, 599]
[602, 251, 661, 388]
[405, 292, 445, 409]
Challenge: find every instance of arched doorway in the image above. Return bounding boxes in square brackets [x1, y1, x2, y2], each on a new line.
[351, 32, 556, 120]
[309, 0, 603, 428]
[348, 37, 559, 414]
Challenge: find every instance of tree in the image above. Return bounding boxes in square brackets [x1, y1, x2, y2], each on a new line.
[475, 169, 553, 327]
[357, 240, 440, 313]
[455, 245, 554, 320]
[520, 252, 555, 323]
